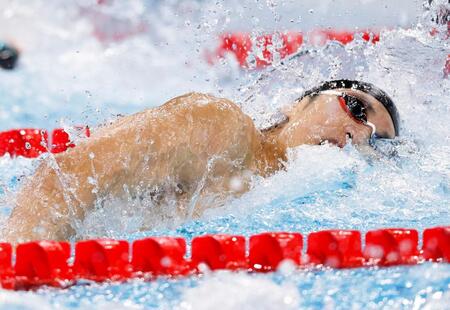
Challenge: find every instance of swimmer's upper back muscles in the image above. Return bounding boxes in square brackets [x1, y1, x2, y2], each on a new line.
[4, 93, 266, 242]
[2, 81, 400, 243]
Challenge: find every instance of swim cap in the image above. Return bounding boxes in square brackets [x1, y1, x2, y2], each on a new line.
[300, 79, 400, 136]
[0, 43, 19, 70]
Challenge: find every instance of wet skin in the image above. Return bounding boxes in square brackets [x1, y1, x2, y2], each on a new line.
[2, 90, 395, 243]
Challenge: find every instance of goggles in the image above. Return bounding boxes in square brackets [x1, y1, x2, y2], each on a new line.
[320, 90, 377, 142]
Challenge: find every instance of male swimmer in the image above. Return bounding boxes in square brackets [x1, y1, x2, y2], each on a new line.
[3, 80, 399, 243]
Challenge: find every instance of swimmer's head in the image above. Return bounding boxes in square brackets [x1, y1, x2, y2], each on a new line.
[273, 80, 400, 148]
[0, 43, 19, 70]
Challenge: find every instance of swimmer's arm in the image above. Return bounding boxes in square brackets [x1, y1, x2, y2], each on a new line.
[3, 105, 175, 242]
[3, 92, 260, 243]
[3, 128, 142, 242]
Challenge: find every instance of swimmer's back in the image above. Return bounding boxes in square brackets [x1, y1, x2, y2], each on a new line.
[91, 92, 261, 164]
[4, 92, 264, 242]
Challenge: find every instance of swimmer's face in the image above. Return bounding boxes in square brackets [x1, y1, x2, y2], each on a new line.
[279, 89, 396, 148]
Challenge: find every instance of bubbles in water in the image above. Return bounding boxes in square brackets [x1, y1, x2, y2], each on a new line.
[178, 271, 300, 310]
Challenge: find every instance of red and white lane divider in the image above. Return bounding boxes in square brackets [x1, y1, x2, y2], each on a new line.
[209, 29, 380, 69]
[0, 127, 90, 158]
[0, 226, 448, 290]
[210, 28, 450, 77]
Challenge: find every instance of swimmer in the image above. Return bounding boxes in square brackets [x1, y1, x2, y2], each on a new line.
[0, 43, 19, 70]
[2, 80, 399, 243]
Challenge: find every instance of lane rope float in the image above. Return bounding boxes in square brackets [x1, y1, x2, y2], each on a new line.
[0, 226, 448, 290]
[209, 28, 449, 77]
[209, 29, 380, 69]
[0, 127, 90, 158]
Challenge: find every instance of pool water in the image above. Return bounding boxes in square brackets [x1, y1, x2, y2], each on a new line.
[0, 0, 449, 309]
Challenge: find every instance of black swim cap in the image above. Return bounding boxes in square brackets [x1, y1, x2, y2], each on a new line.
[300, 79, 400, 136]
[0, 43, 19, 70]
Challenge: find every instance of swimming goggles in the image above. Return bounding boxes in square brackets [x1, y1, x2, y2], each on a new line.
[320, 90, 377, 141]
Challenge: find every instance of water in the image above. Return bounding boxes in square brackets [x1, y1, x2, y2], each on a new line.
[0, 0, 449, 309]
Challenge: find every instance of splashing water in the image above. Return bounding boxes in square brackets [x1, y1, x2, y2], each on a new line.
[0, 0, 449, 309]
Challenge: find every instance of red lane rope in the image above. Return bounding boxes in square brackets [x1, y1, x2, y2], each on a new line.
[209, 29, 380, 68]
[209, 28, 450, 76]
[0, 226, 448, 290]
[0, 127, 90, 158]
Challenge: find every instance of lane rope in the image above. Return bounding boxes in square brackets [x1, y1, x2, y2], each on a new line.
[209, 28, 449, 77]
[0, 226, 448, 290]
[210, 29, 380, 69]
[0, 127, 90, 158]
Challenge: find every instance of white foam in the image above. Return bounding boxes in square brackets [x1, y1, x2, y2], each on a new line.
[178, 271, 300, 310]
[0, 291, 54, 310]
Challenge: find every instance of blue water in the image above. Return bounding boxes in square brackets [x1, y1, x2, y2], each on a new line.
[28, 264, 449, 309]
[0, 0, 449, 309]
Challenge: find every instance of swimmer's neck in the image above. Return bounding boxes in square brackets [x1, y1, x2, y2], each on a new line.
[257, 121, 289, 176]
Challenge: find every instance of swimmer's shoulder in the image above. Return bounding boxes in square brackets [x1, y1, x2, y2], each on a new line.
[160, 92, 243, 115]
[90, 92, 247, 139]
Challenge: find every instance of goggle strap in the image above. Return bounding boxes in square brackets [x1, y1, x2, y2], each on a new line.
[319, 90, 343, 96]
[366, 121, 377, 138]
